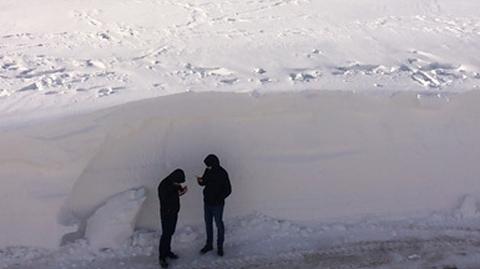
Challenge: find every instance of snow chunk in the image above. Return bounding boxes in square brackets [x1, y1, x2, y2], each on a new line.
[254, 68, 267, 74]
[85, 188, 146, 250]
[86, 60, 107, 69]
[0, 89, 11, 97]
[176, 226, 198, 243]
[455, 195, 479, 219]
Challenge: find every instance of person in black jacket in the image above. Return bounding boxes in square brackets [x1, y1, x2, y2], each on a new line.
[158, 169, 188, 268]
[197, 154, 232, 256]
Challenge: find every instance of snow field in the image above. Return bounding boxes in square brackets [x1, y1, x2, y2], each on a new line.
[1, 0, 480, 125]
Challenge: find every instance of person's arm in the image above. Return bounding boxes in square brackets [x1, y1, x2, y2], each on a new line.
[158, 184, 168, 210]
[223, 173, 232, 199]
[197, 169, 208, 186]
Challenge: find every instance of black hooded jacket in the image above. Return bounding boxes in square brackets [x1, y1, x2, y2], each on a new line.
[199, 155, 232, 206]
[158, 169, 185, 215]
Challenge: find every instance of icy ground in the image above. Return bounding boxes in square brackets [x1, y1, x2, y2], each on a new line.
[4, 212, 480, 269]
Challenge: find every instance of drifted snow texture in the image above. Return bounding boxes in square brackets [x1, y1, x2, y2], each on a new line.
[1, 0, 480, 126]
[85, 188, 146, 250]
[1, 91, 480, 249]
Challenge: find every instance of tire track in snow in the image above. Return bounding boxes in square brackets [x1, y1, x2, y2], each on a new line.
[175, 236, 480, 269]
[173, 219, 480, 269]
[4, 221, 480, 269]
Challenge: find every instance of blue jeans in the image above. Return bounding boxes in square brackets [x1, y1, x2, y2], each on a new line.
[204, 205, 225, 248]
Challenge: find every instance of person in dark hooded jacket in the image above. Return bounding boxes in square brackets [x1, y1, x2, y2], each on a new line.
[158, 169, 188, 268]
[197, 154, 232, 256]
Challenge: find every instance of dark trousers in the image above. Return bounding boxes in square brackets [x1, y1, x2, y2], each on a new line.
[159, 212, 178, 259]
[204, 204, 225, 248]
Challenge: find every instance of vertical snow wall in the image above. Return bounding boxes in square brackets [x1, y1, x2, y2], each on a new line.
[1, 91, 480, 248]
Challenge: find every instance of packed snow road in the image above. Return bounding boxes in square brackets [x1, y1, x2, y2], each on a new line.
[4, 214, 480, 269]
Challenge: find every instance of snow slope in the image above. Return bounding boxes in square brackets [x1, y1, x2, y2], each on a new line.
[2, 91, 480, 249]
[1, 0, 480, 125]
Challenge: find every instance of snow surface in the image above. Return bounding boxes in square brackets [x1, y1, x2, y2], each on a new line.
[84, 188, 146, 250]
[2, 91, 480, 251]
[4, 212, 480, 269]
[1, 0, 480, 126]
[2, 0, 480, 268]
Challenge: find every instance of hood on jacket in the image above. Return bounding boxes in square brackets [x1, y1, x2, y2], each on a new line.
[165, 169, 186, 184]
[204, 154, 220, 168]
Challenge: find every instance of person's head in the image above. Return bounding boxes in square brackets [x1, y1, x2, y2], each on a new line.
[204, 154, 220, 169]
[168, 169, 186, 184]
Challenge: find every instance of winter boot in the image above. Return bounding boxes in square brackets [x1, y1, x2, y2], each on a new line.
[159, 258, 169, 268]
[200, 245, 213, 254]
[167, 252, 179, 259]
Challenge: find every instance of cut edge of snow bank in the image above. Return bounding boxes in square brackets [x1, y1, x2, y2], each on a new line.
[2, 90, 480, 249]
[85, 187, 146, 250]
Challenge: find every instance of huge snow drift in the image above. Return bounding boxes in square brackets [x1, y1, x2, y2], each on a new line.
[1, 91, 480, 249]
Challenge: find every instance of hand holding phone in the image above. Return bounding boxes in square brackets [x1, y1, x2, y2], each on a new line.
[179, 185, 188, 196]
